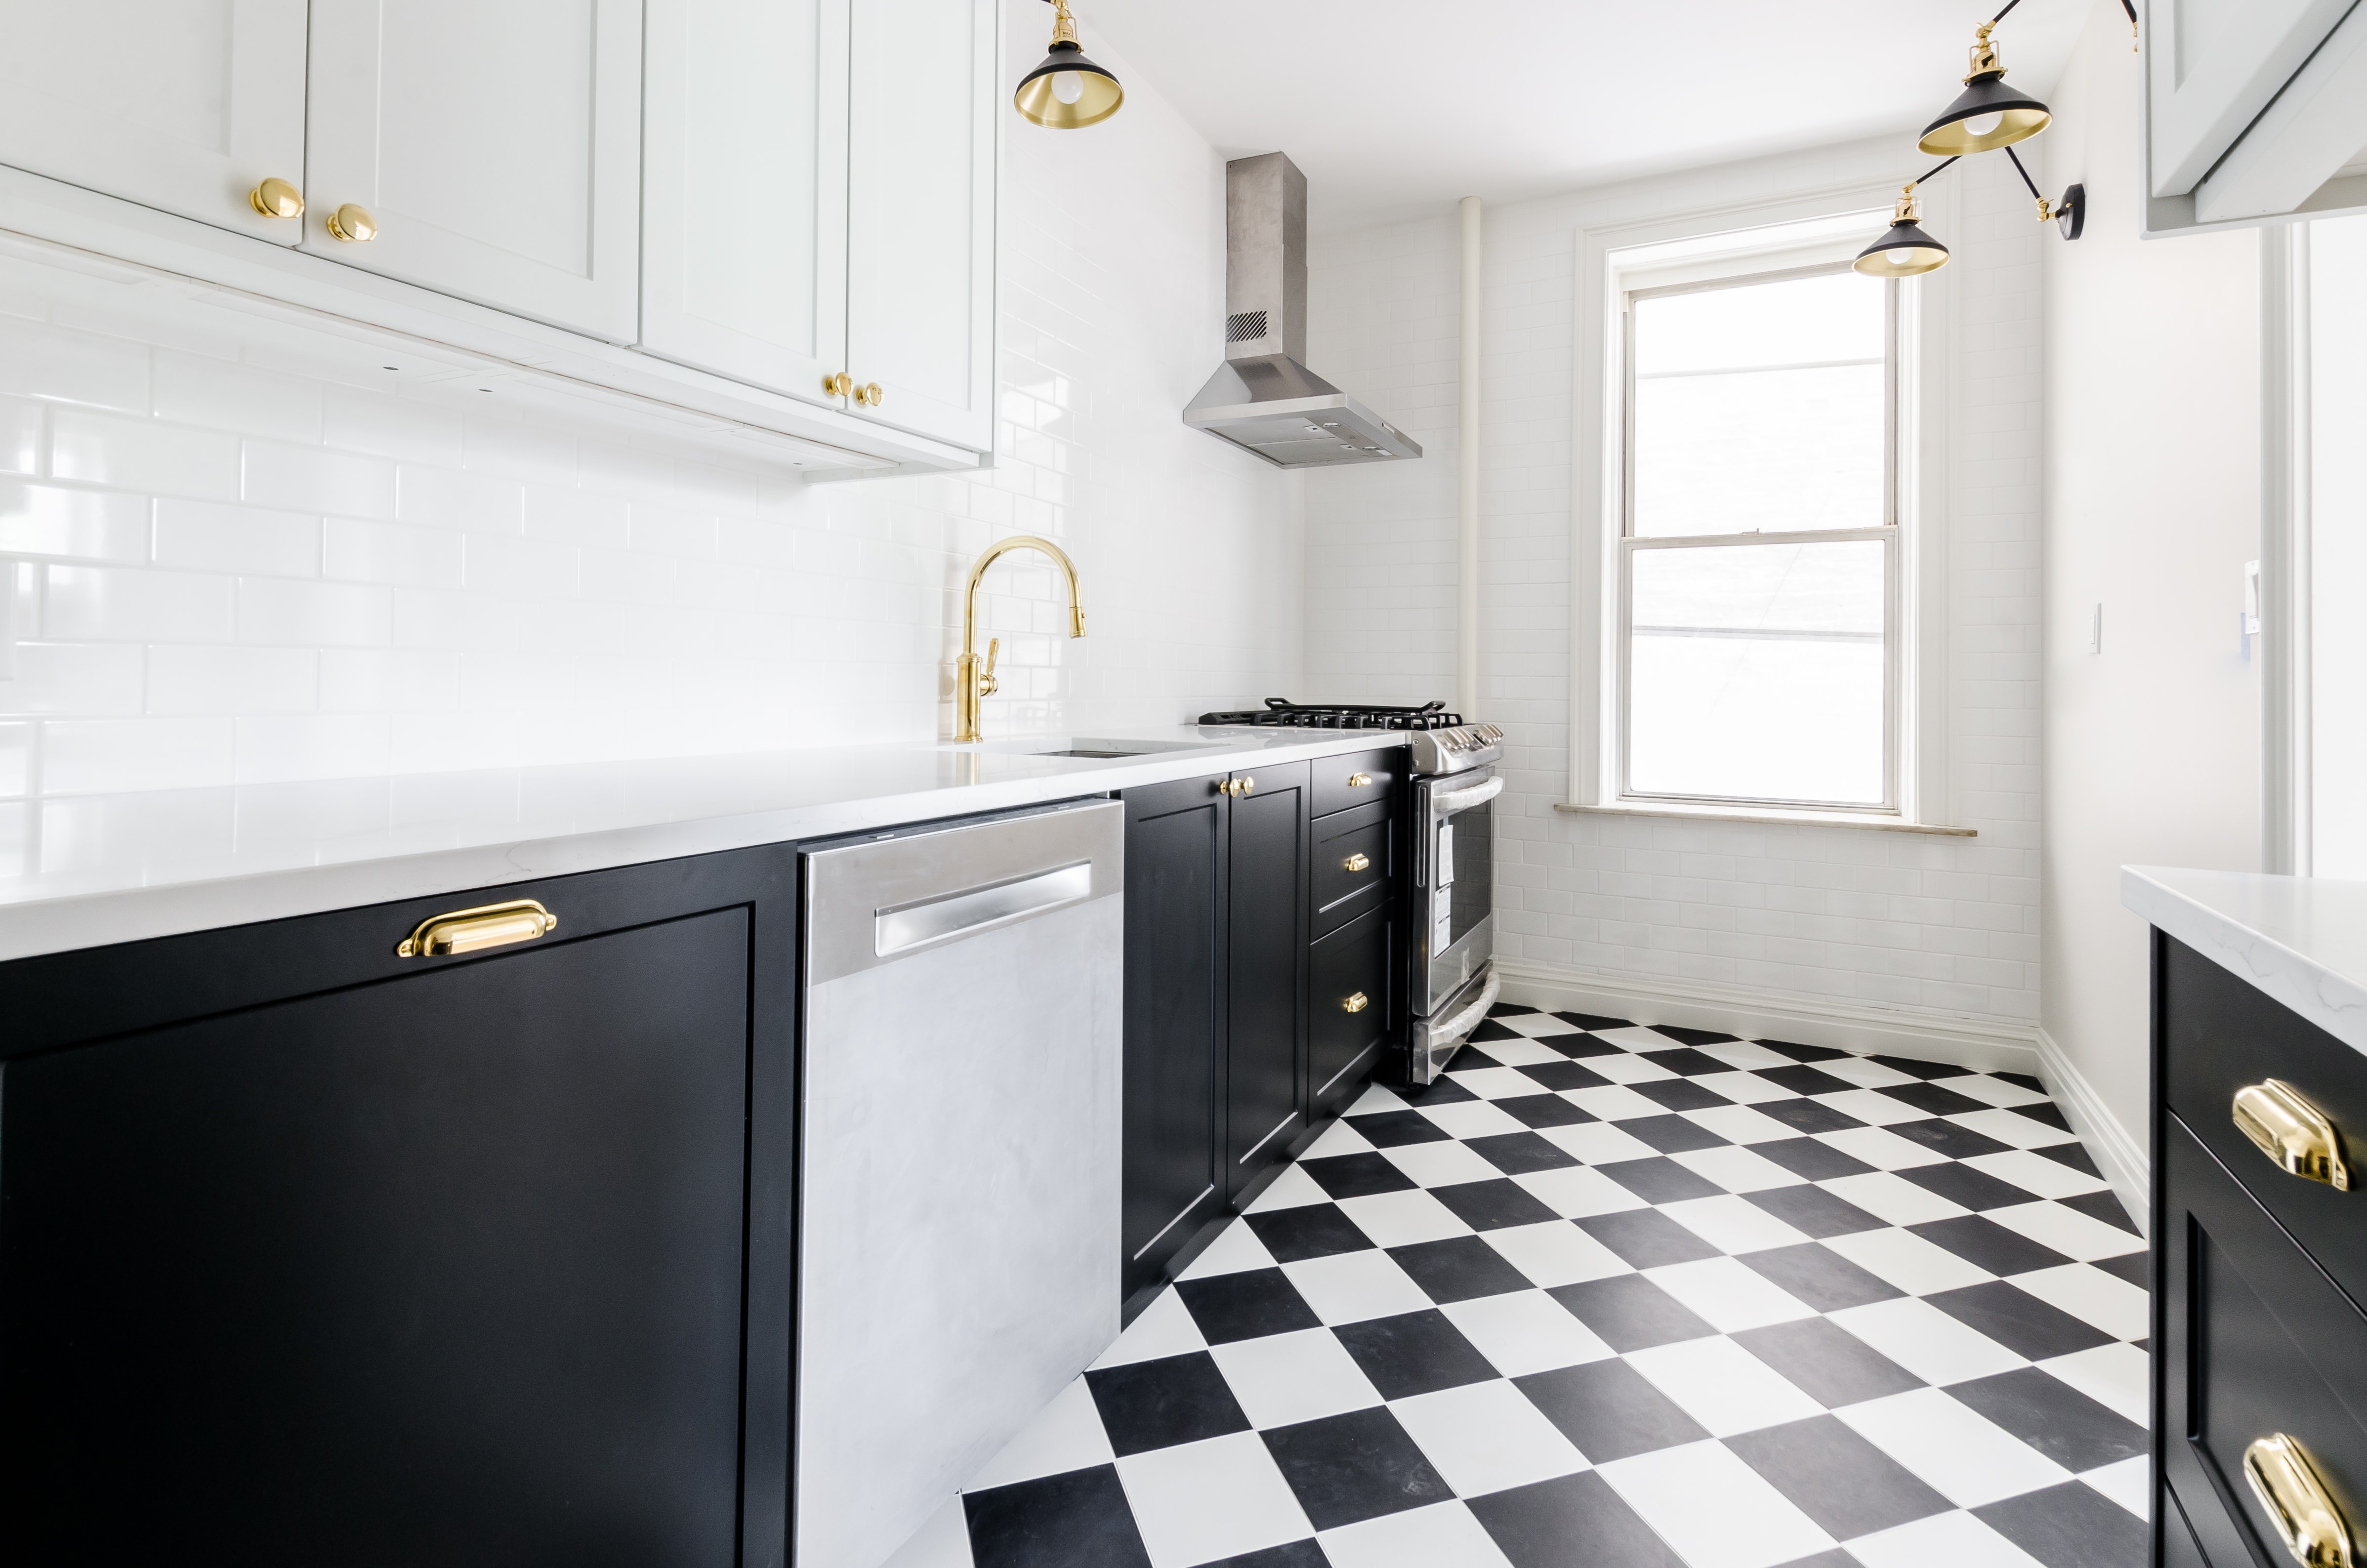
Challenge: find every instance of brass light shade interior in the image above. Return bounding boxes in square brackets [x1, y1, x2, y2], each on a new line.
[1919, 27, 2051, 155]
[1854, 187, 1950, 278]
[1015, 0, 1124, 129]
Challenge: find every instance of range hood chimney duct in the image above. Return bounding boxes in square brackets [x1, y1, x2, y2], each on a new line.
[1183, 152, 1422, 467]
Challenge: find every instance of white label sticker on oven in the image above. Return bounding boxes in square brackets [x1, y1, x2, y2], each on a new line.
[1433, 884, 1454, 951]
[1435, 823, 1454, 886]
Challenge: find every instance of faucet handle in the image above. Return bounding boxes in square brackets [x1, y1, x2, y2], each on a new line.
[978, 636, 1000, 697]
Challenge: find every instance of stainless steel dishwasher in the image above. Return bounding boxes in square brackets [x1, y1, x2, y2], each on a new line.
[794, 798, 1125, 1568]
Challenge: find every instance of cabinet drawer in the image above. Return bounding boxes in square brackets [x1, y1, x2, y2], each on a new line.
[2162, 1112, 2367, 1568]
[1313, 801, 1390, 938]
[1311, 904, 1390, 1110]
[2162, 933, 2367, 1312]
[1312, 748, 1403, 819]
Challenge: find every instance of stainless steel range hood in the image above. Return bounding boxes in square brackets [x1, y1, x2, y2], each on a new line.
[1184, 153, 1422, 468]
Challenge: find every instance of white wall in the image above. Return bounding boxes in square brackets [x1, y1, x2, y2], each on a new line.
[2312, 215, 2367, 877]
[0, 2, 1302, 874]
[2042, 0, 2261, 1144]
[1306, 137, 2045, 1031]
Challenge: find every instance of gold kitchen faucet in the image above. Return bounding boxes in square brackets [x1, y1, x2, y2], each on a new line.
[954, 535, 1087, 742]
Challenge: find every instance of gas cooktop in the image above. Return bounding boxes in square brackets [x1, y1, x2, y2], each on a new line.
[1197, 699, 1470, 732]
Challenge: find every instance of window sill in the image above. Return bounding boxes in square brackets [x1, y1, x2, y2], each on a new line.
[1554, 801, 1976, 837]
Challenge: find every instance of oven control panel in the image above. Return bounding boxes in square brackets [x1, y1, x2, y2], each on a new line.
[1411, 723, 1503, 776]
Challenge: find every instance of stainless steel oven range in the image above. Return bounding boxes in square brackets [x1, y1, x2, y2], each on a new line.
[1406, 723, 1503, 1084]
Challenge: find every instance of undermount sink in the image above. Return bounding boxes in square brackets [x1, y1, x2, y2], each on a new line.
[933, 736, 1230, 760]
[1034, 748, 1151, 758]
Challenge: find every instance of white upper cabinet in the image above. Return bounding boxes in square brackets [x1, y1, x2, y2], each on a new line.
[641, 0, 850, 409]
[302, 0, 645, 342]
[845, 0, 998, 453]
[0, 0, 309, 243]
[2146, 0, 2367, 231]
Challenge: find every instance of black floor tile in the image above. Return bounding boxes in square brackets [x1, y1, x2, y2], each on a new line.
[1738, 1242, 1905, 1312]
[2061, 1188, 2141, 1235]
[1975, 1481, 2148, 1568]
[1430, 1177, 1563, 1231]
[2093, 1250, 2150, 1289]
[1653, 1025, 1740, 1047]
[1553, 1012, 1632, 1031]
[1632, 1077, 1733, 1113]
[1996, 1071, 2045, 1091]
[1759, 1038, 1848, 1062]
[1174, 1269, 1323, 1344]
[1879, 1081, 1995, 1117]
[1726, 1415, 1952, 1539]
[1549, 1033, 1629, 1059]
[1619, 1113, 1732, 1153]
[965, 1465, 1152, 1568]
[1898, 1161, 2040, 1212]
[1946, 1367, 2148, 1471]
[1909, 1215, 2072, 1276]
[1497, 1092, 1596, 1128]
[1754, 1136, 1875, 1181]
[1488, 1003, 1538, 1019]
[1576, 1208, 1724, 1267]
[1746, 1184, 1887, 1239]
[1468, 1470, 1686, 1568]
[1299, 1151, 1419, 1199]
[1869, 1054, 1973, 1081]
[1332, 1309, 1501, 1399]
[1466, 1130, 1583, 1175]
[1452, 1047, 1505, 1070]
[1467, 1020, 1521, 1044]
[1083, 1352, 1253, 1456]
[1926, 1282, 2114, 1360]
[1516, 1059, 1612, 1091]
[1887, 1119, 2013, 1160]
[1388, 1235, 1537, 1304]
[1637, 1046, 1733, 1076]
[1731, 1317, 1925, 1407]
[1548, 1274, 1716, 1351]
[1260, 1406, 1452, 1531]
[1195, 1544, 1329, 1568]
[1757, 1098, 1867, 1135]
[1347, 1109, 1454, 1147]
[2012, 1101, 2075, 1132]
[1514, 1357, 1709, 1461]
[1596, 1156, 1725, 1205]
[1756, 1064, 1860, 1097]
[1243, 1203, 1376, 1263]
[2038, 1141, 2104, 1177]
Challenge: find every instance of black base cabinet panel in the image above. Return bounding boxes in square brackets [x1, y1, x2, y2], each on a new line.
[1311, 903, 1391, 1120]
[0, 847, 800, 1568]
[1227, 760, 1312, 1203]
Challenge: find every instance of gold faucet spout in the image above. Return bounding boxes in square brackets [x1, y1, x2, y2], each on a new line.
[955, 534, 1088, 742]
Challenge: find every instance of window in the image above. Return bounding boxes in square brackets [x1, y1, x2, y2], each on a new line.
[1618, 265, 1898, 811]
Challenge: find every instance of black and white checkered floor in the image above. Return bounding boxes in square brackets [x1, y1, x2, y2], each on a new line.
[925, 1007, 2151, 1568]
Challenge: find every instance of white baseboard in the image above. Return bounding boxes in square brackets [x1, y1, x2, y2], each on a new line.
[1491, 959, 2150, 1230]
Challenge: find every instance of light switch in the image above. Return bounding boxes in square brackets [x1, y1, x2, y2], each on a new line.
[2089, 603, 2102, 654]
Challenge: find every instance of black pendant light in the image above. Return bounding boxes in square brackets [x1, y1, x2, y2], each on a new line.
[1919, 22, 2050, 155]
[1854, 184, 1951, 278]
[1014, 0, 1124, 130]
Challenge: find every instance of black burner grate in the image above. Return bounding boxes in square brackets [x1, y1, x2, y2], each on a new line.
[1197, 698, 1467, 731]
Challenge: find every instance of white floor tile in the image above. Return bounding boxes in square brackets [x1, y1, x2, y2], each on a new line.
[1091, 1288, 1209, 1369]
[1317, 1500, 1516, 1568]
[1481, 1038, 1571, 1068]
[1341, 1188, 1478, 1248]
[1498, 1013, 1580, 1038]
[1283, 1249, 1435, 1325]
[1562, 1084, 1675, 1121]
[1693, 1069, 1800, 1105]
[881, 1491, 976, 1568]
[1819, 1089, 1931, 1127]
[963, 1376, 1113, 1491]
[1245, 1163, 1332, 1212]
[1303, 1119, 1377, 1159]
[1599, 1438, 1838, 1568]
[1820, 1226, 1996, 1296]
[1382, 1139, 1507, 1188]
[1210, 1327, 1385, 1429]
[1537, 1121, 1666, 1165]
[1645, 1256, 1818, 1332]
[1442, 1287, 1618, 1376]
[2083, 1455, 2151, 1518]
[1579, 1052, 1681, 1086]
[1815, 1056, 1922, 1089]
[1836, 1387, 2073, 1507]
[1982, 1201, 2145, 1262]
[2008, 1263, 2149, 1340]
[1815, 1127, 1951, 1170]
[1821, 1171, 1972, 1227]
[1115, 1430, 1313, 1568]
[1626, 1334, 1825, 1436]
[1949, 1108, 2079, 1149]
[1671, 1145, 1813, 1195]
[1685, 1103, 1816, 1145]
[1590, 1025, 1685, 1052]
[2036, 1342, 2150, 1427]
[1391, 1378, 1590, 1497]
[1350, 1082, 1411, 1116]
[1700, 1040, 1799, 1070]
[1828, 1297, 2026, 1386]
[1842, 1507, 2047, 1568]
[1513, 1164, 1650, 1219]
[1660, 1193, 1814, 1254]
[1480, 1219, 1635, 1288]
[1450, 1066, 1558, 1102]
[1960, 1148, 2111, 1201]
[1946, 1075, 2052, 1109]
[1421, 1098, 1533, 1138]
[1179, 1219, 1279, 1280]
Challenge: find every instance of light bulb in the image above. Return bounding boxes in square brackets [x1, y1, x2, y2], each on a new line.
[1053, 69, 1085, 104]
[1962, 111, 2002, 138]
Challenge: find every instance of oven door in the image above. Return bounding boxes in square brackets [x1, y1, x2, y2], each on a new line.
[1411, 766, 1501, 1019]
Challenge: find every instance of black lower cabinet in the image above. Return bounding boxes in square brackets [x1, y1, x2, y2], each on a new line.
[0, 847, 799, 1567]
[1226, 761, 1311, 1202]
[1311, 903, 1392, 1120]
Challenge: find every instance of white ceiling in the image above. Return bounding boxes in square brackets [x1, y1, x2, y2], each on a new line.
[1070, 0, 2089, 232]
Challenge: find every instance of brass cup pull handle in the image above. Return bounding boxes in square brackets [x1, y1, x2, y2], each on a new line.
[326, 202, 378, 242]
[855, 382, 885, 406]
[2245, 1434, 2355, 1568]
[397, 899, 558, 958]
[1343, 992, 1369, 1014]
[2234, 1079, 2350, 1190]
[822, 372, 854, 398]
[1343, 852, 1372, 873]
[248, 177, 304, 219]
[1347, 771, 1374, 788]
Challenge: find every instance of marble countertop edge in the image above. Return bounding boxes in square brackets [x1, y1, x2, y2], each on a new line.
[2123, 864, 2367, 1057]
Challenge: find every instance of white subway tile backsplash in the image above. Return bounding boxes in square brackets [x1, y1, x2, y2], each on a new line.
[397, 464, 525, 533]
[323, 517, 466, 590]
[0, 480, 150, 563]
[233, 713, 393, 785]
[242, 441, 398, 520]
[52, 409, 242, 500]
[153, 499, 322, 578]
[45, 565, 236, 643]
[0, 394, 39, 476]
[152, 352, 323, 443]
[0, 642, 145, 716]
[0, 316, 149, 412]
[44, 716, 235, 793]
[323, 386, 465, 467]
[148, 645, 317, 715]
[235, 578, 395, 648]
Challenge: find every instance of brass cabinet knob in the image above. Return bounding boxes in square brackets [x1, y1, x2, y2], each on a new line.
[2245, 1434, 2354, 1568]
[1343, 852, 1372, 873]
[855, 381, 885, 406]
[396, 898, 558, 958]
[1347, 771, 1373, 788]
[1236, 776, 1254, 797]
[822, 372, 854, 398]
[326, 202, 378, 242]
[2234, 1080, 2350, 1190]
[1343, 992, 1369, 1014]
[248, 177, 304, 219]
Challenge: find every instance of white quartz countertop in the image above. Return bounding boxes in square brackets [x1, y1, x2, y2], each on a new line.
[0, 726, 1407, 963]
[2123, 865, 2367, 1056]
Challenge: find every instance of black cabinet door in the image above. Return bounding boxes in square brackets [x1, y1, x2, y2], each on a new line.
[1226, 761, 1310, 1202]
[1119, 773, 1230, 1318]
[0, 849, 797, 1568]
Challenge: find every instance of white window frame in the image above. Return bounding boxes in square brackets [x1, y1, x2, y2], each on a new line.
[1563, 187, 1967, 836]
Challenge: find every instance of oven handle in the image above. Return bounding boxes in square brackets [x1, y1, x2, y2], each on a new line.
[1431, 774, 1504, 818]
[1426, 967, 1503, 1054]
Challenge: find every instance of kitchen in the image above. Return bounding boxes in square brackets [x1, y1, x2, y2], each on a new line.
[1, 2, 2363, 1566]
